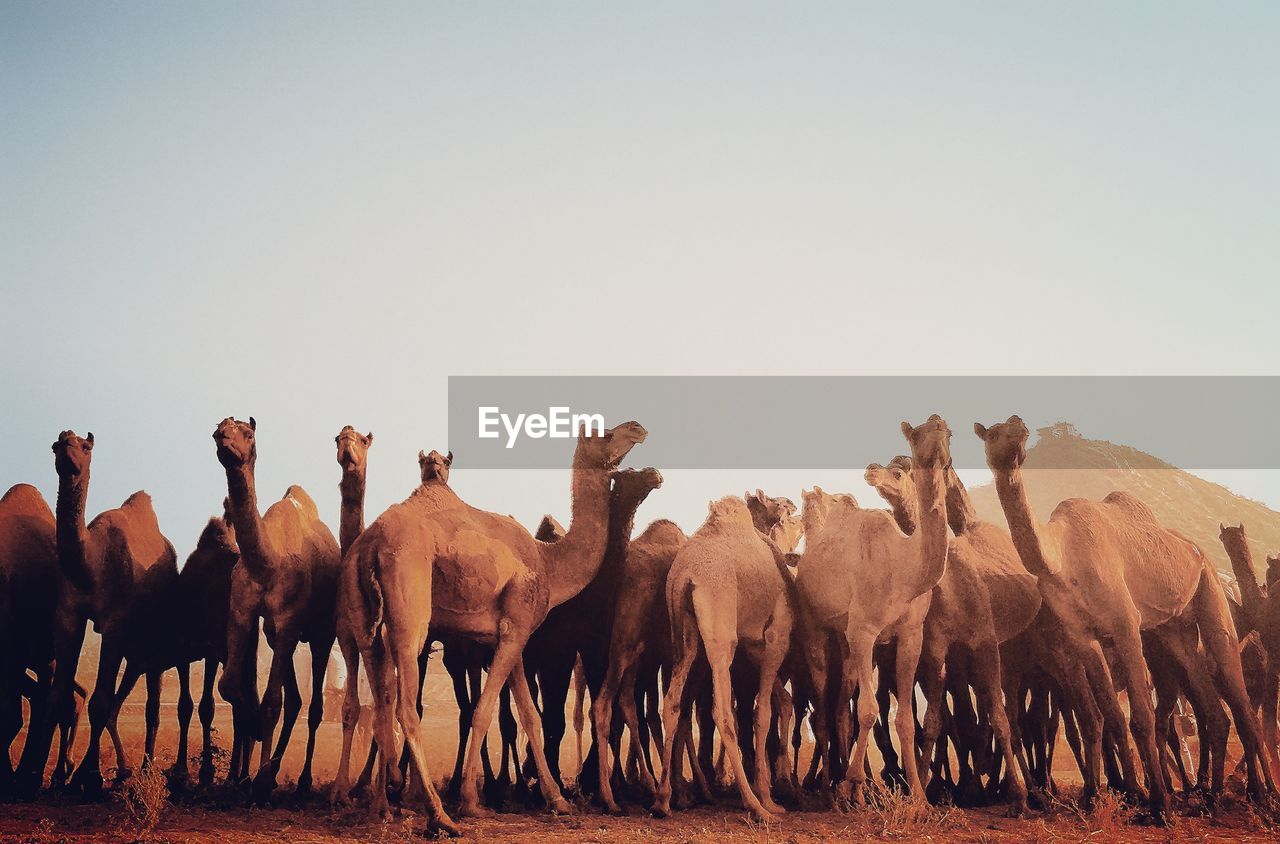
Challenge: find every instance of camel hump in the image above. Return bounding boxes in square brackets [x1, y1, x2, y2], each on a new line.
[119, 490, 156, 517]
[433, 530, 521, 614]
[1101, 491, 1157, 521]
[637, 519, 686, 543]
[0, 483, 53, 521]
[196, 516, 237, 554]
[283, 485, 320, 520]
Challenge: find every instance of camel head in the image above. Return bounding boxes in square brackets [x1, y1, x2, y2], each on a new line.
[707, 495, 753, 526]
[573, 421, 648, 471]
[612, 467, 664, 505]
[865, 455, 918, 522]
[1220, 522, 1250, 563]
[745, 489, 797, 534]
[419, 449, 452, 484]
[335, 426, 374, 475]
[213, 417, 257, 470]
[901, 415, 953, 469]
[800, 486, 856, 539]
[771, 510, 804, 554]
[1267, 555, 1279, 592]
[51, 430, 94, 478]
[973, 415, 1029, 472]
[535, 514, 566, 542]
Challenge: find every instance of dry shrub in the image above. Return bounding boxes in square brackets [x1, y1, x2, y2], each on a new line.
[1087, 789, 1132, 837]
[118, 762, 170, 839]
[863, 782, 966, 839]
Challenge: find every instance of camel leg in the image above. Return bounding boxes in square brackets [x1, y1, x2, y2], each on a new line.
[1112, 624, 1168, 818]
[972, 640, 1028, 816]
[836, 630, 878, 807]
[593, 642, 642, 814]
[219, 606, 260, 787]
[69, 632, 126, 796]
[651, 600, 701, 818]
[1262, 668, 1280, 778]
[508, 658, 573, 812]
[915, 642, 948, 796]
[142, 670, 163, 767]
[19, 615, 85, 796]
[103, 666, 142, 780]
[332, 633, 363, 806]
[198, 657, 218, 787]
[443, 648, 474, 801]
[1078, 642, 1142, 800]
[800, 630, 834, 791]
[171, 661, 193, 785]
[700, 629, 774, 821]
[752, 604, 790, 816]
[359, 634, 396, 819]
[892, 625, 926, 800]
[533, 651, 575, 791]
[296, 637, 331, 795]
[251, 634, 299, 802]
[623, 657, 660, 797]
[572, 657, 588, 779]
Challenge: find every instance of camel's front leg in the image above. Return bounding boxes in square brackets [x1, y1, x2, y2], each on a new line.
[251, 633, 299, 803]
[171, 661, 193, 787]
[892, 625, 926, 801]
[297, 636, 333, 795]
[508, 658, 573, 813]
[198, 657, 219, 786]
[753, 608, 791, 816]
[332, 632, 364, 806]
[70, 632, 126, 797]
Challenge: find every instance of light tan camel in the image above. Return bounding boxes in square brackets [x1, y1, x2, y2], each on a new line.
[1, 484, 58, 796]
[344, 422, 646, 835]
[591, 517, 687, 813]
[651, 495, 795, 821]
[864, 456, 1041, 814]
[1220, 524, 1280, 766]
[975, 416, 1277, 814]
[794, 417, 953, 806]
[213, 417, 341, 801]
[26, 432, 177, 797]
[331, 426, 375, 805]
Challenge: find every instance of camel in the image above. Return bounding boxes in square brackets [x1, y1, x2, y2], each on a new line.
[0, 484, 57, 796]
[864, 456, 1041, 814]
[522, 466, 664, 795]
[794, 417, 953, 807]
[651, 494, 795, 822]
[213, 417, 341, 801]
[344, 421, 647, 835]
[171, 506, 241, 787]
[1220, 524, 1279, 765]
[591, 516, 687, 813]
[975, 416, 1277, 815]
[16, 431, 178, 797]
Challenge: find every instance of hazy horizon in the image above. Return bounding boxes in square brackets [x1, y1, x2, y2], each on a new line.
[4, 3, 1279, 552]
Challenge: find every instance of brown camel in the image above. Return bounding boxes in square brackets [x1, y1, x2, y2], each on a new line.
[344, 421, 647, 835]
[864, 456, 1041, 814]
[591, 516, 687, 813]
[794, 417, 953, 806]
[213, 417, 341, 801]
[975, 416, 1277, 814]
[1, 484, 57, 796]
[1220, 524, 1279, 765]
[522, 466, 664, 797]
[332, 426, 376, 804]
[19, 431, 177, 797]
[651, 494, 795, 821]
[172, 506, 240, 787]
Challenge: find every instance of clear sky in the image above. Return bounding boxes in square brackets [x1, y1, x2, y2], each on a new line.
[3, 2, 1278, 556]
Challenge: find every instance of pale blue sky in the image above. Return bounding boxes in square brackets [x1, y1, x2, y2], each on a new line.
[3, 2, 1278, 555]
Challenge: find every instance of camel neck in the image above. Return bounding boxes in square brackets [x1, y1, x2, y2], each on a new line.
[602, 487, 651, 579]
[224, 464, 271, 580]
[55, 470, 93, 590]
[993, 467, 1054, 577]
[1223, 534, 1267, 622]
[544, 465, 612, 607]
[911, 461, 949, 595]
[339, 471, 365, 558]
[944, 466, 977, 536]
[887, 490, 918, 535]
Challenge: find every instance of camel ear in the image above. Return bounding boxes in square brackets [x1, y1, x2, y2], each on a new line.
[249, 417, 257, 431]
[85, 432, 94, 448]
[446, 451, 453, 465]
[418, 450, 427, 462]
[901, 420, 913, 438]
[365, 432, 373, 445]
[973, 422, 988, 439]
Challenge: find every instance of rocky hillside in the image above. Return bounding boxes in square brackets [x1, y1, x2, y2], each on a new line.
[967, 422, 1280, 583]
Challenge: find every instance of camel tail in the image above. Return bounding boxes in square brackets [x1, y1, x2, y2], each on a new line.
[356, 545, 385, 641]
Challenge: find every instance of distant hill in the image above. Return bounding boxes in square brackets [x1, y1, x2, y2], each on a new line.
[967, 422, 1280, 583]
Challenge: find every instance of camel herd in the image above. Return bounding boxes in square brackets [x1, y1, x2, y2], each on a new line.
[2, 413, 1280, 835]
